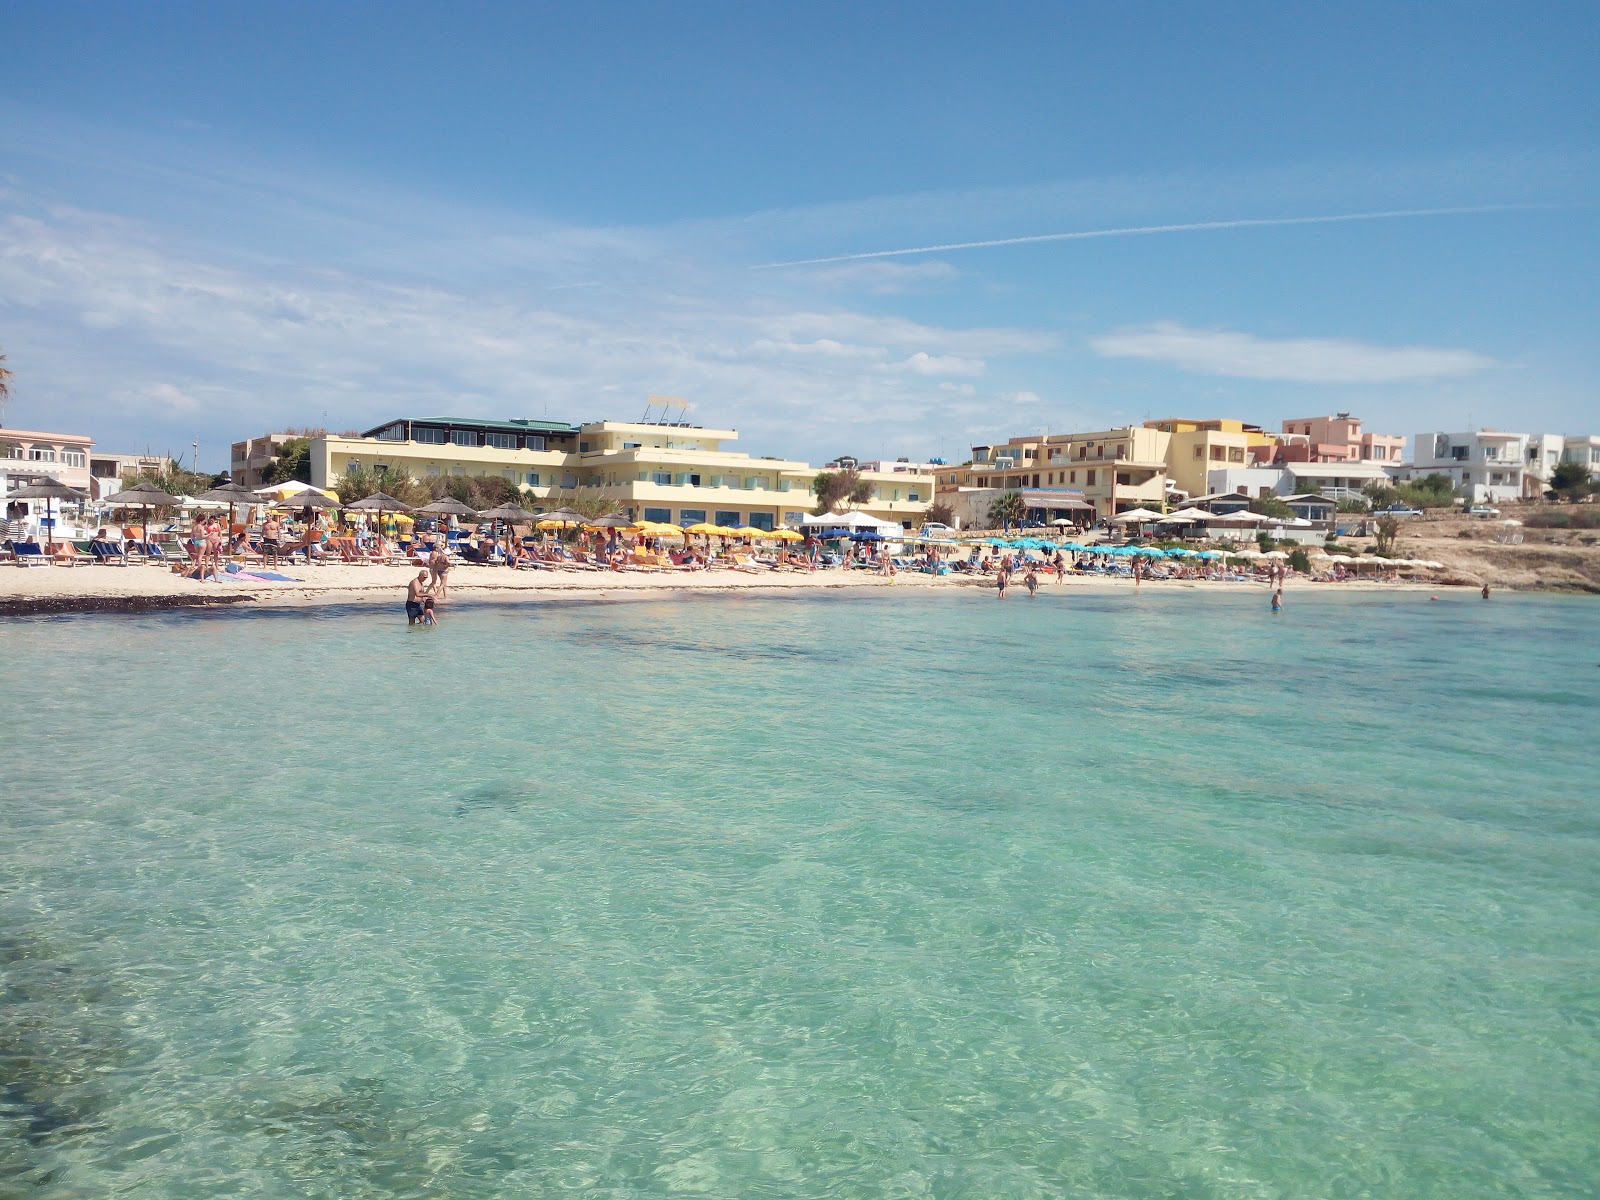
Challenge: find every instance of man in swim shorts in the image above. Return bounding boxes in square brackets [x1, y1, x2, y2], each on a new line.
[406, 570, 431, 624]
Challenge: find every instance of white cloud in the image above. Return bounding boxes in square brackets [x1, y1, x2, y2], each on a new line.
[0, 203, 1042, 466]
[893, 351, 986, 377]
[1088, 322, 1496, 383]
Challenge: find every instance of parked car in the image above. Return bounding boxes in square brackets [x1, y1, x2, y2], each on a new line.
[1466, 505, 1501, 517]
[1372, 504, 1423, 517]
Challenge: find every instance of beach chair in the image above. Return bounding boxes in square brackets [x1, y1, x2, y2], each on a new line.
[53, 542, 95, 567]
[154, 538, 192, 564]
[11, 541, 52, 567]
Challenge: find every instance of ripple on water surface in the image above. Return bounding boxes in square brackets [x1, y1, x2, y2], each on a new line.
[3, 590, 1598, 1197]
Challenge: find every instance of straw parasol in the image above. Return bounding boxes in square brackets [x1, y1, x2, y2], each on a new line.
[103, 482, 180, 551]
[275, 487, 341, 510]
[345, 492, 416, 539]
[196, 482, 263, 537]
[478, 502, 538, 549]
[7, 478, 89, 548]
[415, 497, 478, 516]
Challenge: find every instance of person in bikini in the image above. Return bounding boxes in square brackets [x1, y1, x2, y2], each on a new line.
[428, 541, 451, 599]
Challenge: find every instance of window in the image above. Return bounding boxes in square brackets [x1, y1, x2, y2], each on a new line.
[414, 426, 446, 444]
[651, 471, 672, 486]
[1229, 448, 1245, 463]
[485, 432, 515, 449]
[1449, 446, 1469, 461]
[374, 422, 407, 442]
[744, 476, 762, 490]
[1209, 446, 1225, 460]
[642, 507, 671, 523]
[525, 435, 546, 452]
[715, 510, 741, 527]
[748, 512, 774, 531]
[1085, 470, 1096, 485]
[784, 511, 806, 526]
[623, 441, 641, 450]
[1193, 445, 1204, 458]
[909, 491, 921, 502]
[1117, 473, 1131, 485]
[525, 472, 541, 486]
[778, 479, 792, 492]
[450, 430, 478, 447]
[27, 447, 56, 461]
[450, 467, 465, 476]
[561, 473, 577, 488]
[579, 441, 591, 453]
[62, 450, 87, 468]
[1068, 471, 1076, 484]
[425, 465, 440, 476]
[678, 508, 706, 525]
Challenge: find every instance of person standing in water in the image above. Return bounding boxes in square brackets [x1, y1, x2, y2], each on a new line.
[1482, 583, 1491, 600]
[1024, 567, 1039, 597]
[406, 570, 431, 625]
[1271, 587, 1283, 613]
[996, 566, 1009, 599]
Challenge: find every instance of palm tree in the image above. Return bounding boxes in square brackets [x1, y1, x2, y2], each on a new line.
[0, 352, 12, 423]
[988, 490, 1025, 533]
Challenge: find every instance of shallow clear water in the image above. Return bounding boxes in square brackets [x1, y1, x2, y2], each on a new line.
[3, 589, 1598, 1198]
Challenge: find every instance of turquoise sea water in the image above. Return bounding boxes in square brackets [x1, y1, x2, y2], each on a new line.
[3, 588, 1598, 1198]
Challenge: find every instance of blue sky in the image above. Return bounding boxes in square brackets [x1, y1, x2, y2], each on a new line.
[1, 1, 1596, 470]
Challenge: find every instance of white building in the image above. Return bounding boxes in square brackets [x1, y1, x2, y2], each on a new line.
[1406, 430, 1560, 502]
[1207, 461, 1388, 502]
[1560, 434, 1600, 480]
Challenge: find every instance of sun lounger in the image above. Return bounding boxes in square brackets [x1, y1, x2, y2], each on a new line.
[12, 542, 53, 567]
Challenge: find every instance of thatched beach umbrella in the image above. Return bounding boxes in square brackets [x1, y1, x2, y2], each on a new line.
[8, 478, 88, 549]
[345, 492, 415, 539]
[478, 503, 537, 549]
[197, 482, 263, 538]
[416, 497, 478, 548]
[103, 482, 180, 553]
[274, 488, 341, 510]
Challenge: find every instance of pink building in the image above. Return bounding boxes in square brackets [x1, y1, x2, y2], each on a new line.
[1278, 413, 1405, 464]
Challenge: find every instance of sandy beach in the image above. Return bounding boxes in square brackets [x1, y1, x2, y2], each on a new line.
[0, 557, 1456, 616]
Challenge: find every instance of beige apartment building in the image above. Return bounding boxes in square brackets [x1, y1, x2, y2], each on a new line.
[1140, 418, 1271, 499]
[303, 414, 933, 531]
[946, 426, 1172, 518]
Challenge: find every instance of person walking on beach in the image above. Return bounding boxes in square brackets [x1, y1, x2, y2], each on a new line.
[1053, 552, 1066, 584]
[995, 566, 1009, 599]
[429, 541, 451, 599]
[261, 512, 282, 566]
[406, 570, 431, 625]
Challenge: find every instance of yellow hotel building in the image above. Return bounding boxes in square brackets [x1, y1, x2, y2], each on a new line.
[305, 415, 933, 531]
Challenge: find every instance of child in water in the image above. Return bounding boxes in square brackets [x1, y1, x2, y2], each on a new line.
[421, 598, 438, 626]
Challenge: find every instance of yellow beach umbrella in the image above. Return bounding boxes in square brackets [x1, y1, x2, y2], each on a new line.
[646, 522, 685, 538]
[733, 526, 769, 538]
[684, 522, 720, 535]
[711, 524, 742, 537]
[771, 528, 804, 541]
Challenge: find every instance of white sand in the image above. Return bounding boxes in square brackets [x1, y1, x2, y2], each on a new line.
[0, 558, 1446, 612]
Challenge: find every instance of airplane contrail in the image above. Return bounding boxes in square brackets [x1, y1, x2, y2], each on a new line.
[752, 204, 1554, 269]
